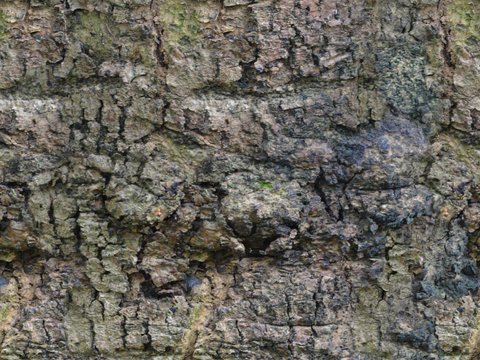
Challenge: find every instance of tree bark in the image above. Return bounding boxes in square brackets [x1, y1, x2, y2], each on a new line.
[0, 0, 479, 358]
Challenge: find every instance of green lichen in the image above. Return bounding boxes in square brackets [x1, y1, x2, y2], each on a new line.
[74, 11, 116, 60]
[155, 134, 207, 174]
[467, 317, 480, 358]
[0, 304, 9, 321]
[158, 0, 201, 53]
[447, 0, 480, 46]
[440, 134, 480, 175]
[425, 44, 443, 69]
[127, 42, 156, 68]
[159, 136, 189, 160]
[0, 11, 8, 39]
[258, 181, 273, 190]
[0, 251, 16, 262]
[189, 304, 203, 322]
[178, 304, 207, 356]
[189, 251, 209, 262]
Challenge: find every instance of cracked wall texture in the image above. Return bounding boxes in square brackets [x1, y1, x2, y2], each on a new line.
[0, 0, 480, 359]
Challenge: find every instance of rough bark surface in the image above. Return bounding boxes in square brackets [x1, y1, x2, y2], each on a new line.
[0, 0, 480, 359]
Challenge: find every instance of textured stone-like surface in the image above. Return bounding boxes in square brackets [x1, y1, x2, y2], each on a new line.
[0, 0, 480, 359]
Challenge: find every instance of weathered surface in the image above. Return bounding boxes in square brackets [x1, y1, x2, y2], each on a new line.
[0, 0, 479, 359]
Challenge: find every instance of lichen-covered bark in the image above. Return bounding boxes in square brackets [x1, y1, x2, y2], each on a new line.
[0, 0, 479, 359]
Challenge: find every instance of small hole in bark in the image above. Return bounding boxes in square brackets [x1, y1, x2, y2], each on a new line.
[0, 217, 9, 232]
[140, 273, 161, 299]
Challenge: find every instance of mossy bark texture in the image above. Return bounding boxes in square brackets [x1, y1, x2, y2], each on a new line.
[1, 0, 480, 359]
